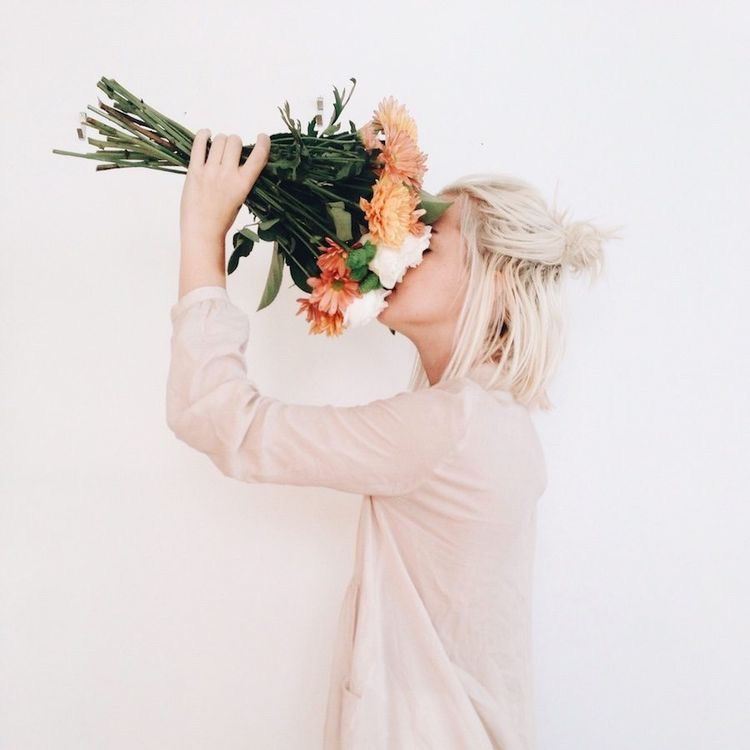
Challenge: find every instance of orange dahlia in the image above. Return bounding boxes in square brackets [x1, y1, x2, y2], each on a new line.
[373, 128, 427, 194]
[359, 174, 426, 248]
[357, 120, 383, 153]
[371, 95, 419, 143]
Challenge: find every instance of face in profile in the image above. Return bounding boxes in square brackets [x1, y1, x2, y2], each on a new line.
[376, 194, 468, 334]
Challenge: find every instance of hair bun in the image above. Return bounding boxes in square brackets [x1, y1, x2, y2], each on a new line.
[561, 219, 623, 281]
[563, 221, 594, 268]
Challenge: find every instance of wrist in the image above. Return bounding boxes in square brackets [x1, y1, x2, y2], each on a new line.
[178, 233, 227, 300]
[180, 231, 225, 256]
[178, 265, 226, 300]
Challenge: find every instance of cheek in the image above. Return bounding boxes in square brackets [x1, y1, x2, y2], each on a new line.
[392, 261, 459, 316]
[419, 259, 459, 296]
[422, 257, 468, 314]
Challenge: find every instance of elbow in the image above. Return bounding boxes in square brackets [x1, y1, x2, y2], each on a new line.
[164, 383, 266, 484]
[165, 405, 178, 437]
[206, 447, 264, 485]
[165, 391, 208, 449]
[164, 401, 206, 451]
[166, 413, 192, 448]
[165, 407, 263, 485]
[165, 399, 187, 442]
[165, 387, 187, 438]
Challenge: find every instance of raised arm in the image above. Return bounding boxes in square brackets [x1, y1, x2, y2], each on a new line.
[166, 286, 470, 497]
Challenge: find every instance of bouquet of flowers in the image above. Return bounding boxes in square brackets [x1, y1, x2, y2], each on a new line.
[52, 77, 453, 336]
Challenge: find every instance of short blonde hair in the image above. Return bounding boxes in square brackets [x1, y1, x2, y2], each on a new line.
[407, 173, 624, 410]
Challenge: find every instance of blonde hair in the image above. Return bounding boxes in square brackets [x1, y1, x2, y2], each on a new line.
[407, 173, 624, 411]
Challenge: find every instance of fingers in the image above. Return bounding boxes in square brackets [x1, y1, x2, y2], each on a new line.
[240, 133, 271, 180]
[205, 133, 227, 168]
[188, 128, 211, 172]
[222, 134, 243, 167]
[190, 129, 269, 196]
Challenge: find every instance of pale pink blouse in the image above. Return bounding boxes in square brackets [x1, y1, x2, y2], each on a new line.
[166, 285, 548, 749]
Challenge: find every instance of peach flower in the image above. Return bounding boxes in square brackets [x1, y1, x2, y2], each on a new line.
[359, 175, 427, 248]
[316, 236, 350, 277]
[295, 296, 346, 337]
[357, 120, 383, 153]
[308, 272, 361, 316]
[374, 128, 427, 194]
[371, 95, 419, 143]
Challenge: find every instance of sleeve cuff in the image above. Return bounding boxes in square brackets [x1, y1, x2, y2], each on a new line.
[170, 285, 229, 324]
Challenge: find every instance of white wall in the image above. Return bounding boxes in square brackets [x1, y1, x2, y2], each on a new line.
[3, 1, 748, 747]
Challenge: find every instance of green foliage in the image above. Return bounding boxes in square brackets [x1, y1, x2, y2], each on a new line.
[326, 201, 353, 242]
[257, 242, 285, 311]
[345, 239, 377, 271]
[228, 229, 254, 275]
[358, 271, 382, 294]
[416, 190, 455, 224]
[51, 76, 435, 324]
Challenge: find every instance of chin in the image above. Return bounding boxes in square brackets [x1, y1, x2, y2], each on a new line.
[376, 303, 396, 328]
[375, 309, 399, 336]
[376, 289, 394, 316]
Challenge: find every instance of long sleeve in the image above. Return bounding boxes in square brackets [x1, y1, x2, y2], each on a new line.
[166, 286, 470, 497]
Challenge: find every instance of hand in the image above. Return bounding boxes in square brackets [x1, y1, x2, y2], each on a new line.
[179, 129, 271, 246]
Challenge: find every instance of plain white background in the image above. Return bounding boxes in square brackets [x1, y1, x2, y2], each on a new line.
[2, 1, 748, 748]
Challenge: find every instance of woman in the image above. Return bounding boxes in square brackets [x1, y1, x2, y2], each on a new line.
[167, 130, 620, 748]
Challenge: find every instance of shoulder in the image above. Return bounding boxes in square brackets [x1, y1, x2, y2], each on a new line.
[356, 376, 473, 444]
[393, 376, 473, 421]
[454, 378, 548, 493]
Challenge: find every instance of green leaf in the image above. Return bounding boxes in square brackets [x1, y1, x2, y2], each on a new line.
[289, 256, 314, 293]
[256, 241, 285, 311]
[325, 201, 353, 242]
[361, 239, 377, 262]
[416, 189, 455, 225]
[239, 226, 261, 243]
[348, 264, 369, 282]
[228, 230, 254, 275]
[358, 271, 382, 294]
[346, 239, 377, 270]
[259, 217, 280, 230]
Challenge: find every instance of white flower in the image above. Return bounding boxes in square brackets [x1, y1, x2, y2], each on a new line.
[343, 287, 392, 329]
[364, 224, 433, 289]
[342, 224, 432, 329]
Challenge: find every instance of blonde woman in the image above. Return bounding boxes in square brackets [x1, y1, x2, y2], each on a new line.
[167, 129, 622, 748]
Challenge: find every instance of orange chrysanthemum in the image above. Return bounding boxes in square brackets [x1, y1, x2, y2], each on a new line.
[374, 128, 427, 194]
[371, 95, 418, 143]
[294, 235, 363, 336]
[359, 174, 425, 248]
[295, 96, 431, 335]
[295, 296, 346, 337]
[316, 236, 350, 277]
[308, 272, 361, 316]
[318, 311, 345, 337]
[357, 120, 383, 153]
